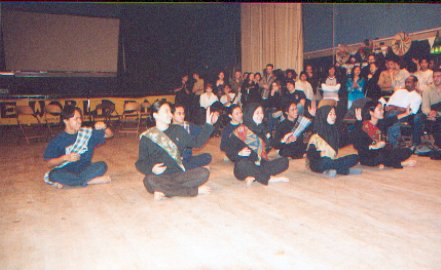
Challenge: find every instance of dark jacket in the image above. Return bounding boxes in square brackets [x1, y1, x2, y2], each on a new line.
[135, 124, 213, 175]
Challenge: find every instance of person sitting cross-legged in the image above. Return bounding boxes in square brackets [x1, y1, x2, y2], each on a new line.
[136, 100, 218, 200]
[43, 106, 113, 189]
[172, 103, 212, 170]
[224, 103, 290, 186]
[306, 105, 361, 178]
[273, 101, 315, 159]
[352, 101, 416, 169]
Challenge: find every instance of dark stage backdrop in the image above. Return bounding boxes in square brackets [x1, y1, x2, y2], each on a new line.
[0, 3, 241, 97]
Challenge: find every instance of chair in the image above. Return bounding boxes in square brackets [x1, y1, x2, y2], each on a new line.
[16, 105, 47, 144]
[44, 103, 63, 138]
[119, 101, 141, 136]
[139, 100, 154, 132]
[399, 122, 413, 147]
[91, 100, 120, 127]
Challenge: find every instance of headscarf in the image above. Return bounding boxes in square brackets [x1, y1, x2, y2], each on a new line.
[312, 105, 339, 152]
[243, 102, 267, 140]
[233, 102, 269, 162]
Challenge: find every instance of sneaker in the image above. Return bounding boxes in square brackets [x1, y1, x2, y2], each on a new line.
[323, 169, 337, 178]
[348, 168, 362, 175]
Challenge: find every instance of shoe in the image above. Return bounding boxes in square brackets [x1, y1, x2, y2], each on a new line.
[323, 169, 337, 178]
[348, 168, 362, 175]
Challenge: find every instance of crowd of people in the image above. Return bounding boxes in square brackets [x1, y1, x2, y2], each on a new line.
[42, 55, 441, 200]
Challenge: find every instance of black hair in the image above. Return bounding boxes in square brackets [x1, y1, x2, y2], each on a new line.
[286, 79, 295, 86]
[351, 65, 362, 78]
[407, 75, 418, 83]
[61, 106, 82, 121]
[385, 56, 397, 63]
[266, 64, 274, 68]
[171, 103, 185, 114]
[227, 104, 241, 116]
[433, 68, 441, 73]
[150, 99, 171, 117]
[283, 101, 297, 117]
[419, 57, 429, 64]
[299, 71, 308, 79]
[286, 69, 297, 77]
[361, 100, 380, 121]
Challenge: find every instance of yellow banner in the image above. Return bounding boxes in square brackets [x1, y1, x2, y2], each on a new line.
[0, 95, 175, 125]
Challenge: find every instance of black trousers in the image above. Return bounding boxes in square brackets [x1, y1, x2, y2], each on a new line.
[360, 148, 412, 168]
[279, 142, 306, 159]
[143, 167, 209, 197]
[183, 153, 212, 170]
[309, 154, 359, 175]
[234, 157, 289, 185]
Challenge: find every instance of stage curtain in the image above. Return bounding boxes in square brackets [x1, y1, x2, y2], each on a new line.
[241, 3, 303, 74]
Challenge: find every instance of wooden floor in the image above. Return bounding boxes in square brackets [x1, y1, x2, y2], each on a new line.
[1, 134, 440, 270]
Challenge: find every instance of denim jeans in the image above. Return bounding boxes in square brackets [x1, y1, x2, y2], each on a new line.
[49, 161, 108, 187]
[387, 111, 424, 147]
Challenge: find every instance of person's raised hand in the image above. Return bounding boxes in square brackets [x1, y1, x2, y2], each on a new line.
[94, 121, 107, 130]
[206, 107, 219, 125]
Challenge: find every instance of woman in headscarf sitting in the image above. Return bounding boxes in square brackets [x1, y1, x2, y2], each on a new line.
[306, 105, 361, 178]
[224, 103, 290, 186]
[352, 100, 416, 168]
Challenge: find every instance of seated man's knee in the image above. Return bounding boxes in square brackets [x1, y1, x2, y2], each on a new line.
[143, 175, 155, 194]
[48, 169, 63, 182]
[95, 161, 108, 175]
[202, 153, 212, 164]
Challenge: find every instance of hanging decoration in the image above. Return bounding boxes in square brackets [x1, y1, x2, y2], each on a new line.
[430, 31, 441, 55]
[391, 32, 412, 56]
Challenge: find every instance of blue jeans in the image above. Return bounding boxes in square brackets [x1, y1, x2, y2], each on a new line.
[412, 113, 425, 145]
[49, 161, 108, 187]
[387, 112, 424, 147]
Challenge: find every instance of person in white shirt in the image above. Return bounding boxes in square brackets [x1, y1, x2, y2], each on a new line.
[220, 84, 241, 108]
[321, 66, 341, 102]
[385, 75, 423, 148]
[200, 83, 219, 109]
[413, 58, 433, 93]
[296, 71, 315, 105]
[392, 61, 410, 91]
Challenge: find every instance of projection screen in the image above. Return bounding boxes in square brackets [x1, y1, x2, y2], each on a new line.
[2, 10, 120, 75]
